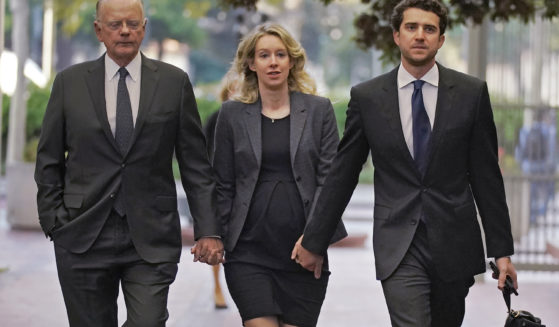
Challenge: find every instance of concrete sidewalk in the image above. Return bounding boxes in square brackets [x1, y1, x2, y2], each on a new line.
[1, 221, 558, 327]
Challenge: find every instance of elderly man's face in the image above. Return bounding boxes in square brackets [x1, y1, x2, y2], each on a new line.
[94, 0, 146, 66]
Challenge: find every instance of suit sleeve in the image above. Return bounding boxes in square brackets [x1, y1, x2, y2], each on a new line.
[212, 105, 235, 236]
[34, 73, 69, 237]
[302, 89, 370, 254]
[175, 73, 221, 239]
[315, 100, 340, 186]
[467, 82, 514, 258]
[306, 100, 344, 239]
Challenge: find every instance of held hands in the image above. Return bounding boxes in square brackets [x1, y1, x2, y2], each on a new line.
[191, 237, 225, 266]
[291, 235, 324, 279]
[493, 256, 519, 292]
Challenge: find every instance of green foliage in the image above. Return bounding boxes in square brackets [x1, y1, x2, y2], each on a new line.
[1, 80, 51, 163]
[172, 95, 221, 179]
[25, 83, 52, 161]
[219, 0, 258, 10]
[24, 138, 39, 162]
[543, 0, 559, 19]
[353, 0, 401, 65]
[493, 104, 524, 148]
[196, 96, 221, 125]
[351, 0, 559, 65]
[332, 98, 349, 138]
[172, 158, 180, 179]
[330, 97, 374, 183]
[54, 0, 96, 37]
[221, 0, 559, 65]
[492, 103, 524, 173]
[148, 0, 210, 47]
[52, 0, 210, 48]
[26, 82, 52, 141]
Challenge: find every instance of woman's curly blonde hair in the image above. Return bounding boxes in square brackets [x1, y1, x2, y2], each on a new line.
[227, 23, 316, 104]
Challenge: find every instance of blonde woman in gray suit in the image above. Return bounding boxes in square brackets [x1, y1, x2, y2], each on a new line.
[212, 23, 346, 327]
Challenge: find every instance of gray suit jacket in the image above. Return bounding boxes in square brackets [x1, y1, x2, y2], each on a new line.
[303, 63, 514, 281]
[35, 53, 220, 263]
[213, 91, 347, 252]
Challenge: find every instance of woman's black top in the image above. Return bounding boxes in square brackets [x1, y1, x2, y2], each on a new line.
[225, 114, 306, 271]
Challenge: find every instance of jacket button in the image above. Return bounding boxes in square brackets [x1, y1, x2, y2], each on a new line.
[296, 176, 302, 182]
[121, 163, 126, 168]
[110, 193, 115, 198]
[304, 199, 309, 206]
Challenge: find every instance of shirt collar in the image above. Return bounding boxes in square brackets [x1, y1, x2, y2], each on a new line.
[397, 63, 439, 89]
[105, 52, 142, 82]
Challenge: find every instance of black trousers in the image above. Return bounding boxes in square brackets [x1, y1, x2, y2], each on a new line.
[381, 222, 475, 327]
[54, 211, 178, 327]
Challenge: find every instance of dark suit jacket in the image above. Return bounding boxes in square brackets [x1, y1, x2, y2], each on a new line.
[213, 91, 347, 253]
[35, 53, 220, 264]
[302, 63, 514, 281]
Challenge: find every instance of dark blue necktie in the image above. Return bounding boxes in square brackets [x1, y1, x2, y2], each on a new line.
[115, 67, 134, 154]
[114, 67, 134, 216]
[412, 80, 431, 175]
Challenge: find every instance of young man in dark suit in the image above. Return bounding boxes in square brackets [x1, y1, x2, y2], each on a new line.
[34, 0, 223, 325]
[292, 0, 518, 325]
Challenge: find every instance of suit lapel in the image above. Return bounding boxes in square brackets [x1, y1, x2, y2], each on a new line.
[290, 92, 307, 165]
[424, 63, 455, 178]
[129, 54, 159, 155]
[380, 67, 419, 174]
[85, 55, 120, 153]
[244, 100, 262, 166]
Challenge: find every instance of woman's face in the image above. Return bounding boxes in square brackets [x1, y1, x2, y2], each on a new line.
[249, 34, 293, 91]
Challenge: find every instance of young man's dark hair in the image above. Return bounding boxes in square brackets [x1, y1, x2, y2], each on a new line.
[390, 0, 449, 34]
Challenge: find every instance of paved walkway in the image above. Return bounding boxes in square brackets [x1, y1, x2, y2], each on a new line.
[1, 222, 558, 326]
[1, 182, 558, 326]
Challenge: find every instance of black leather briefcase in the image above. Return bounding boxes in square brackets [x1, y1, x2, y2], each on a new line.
[489, 262, 546, 327]
[504, 309, 545, 327]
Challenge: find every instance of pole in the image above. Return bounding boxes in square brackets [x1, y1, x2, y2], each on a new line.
[0, 0, 6, 174]
[7, 0, 29, 165]
[42, 0, 53, 80]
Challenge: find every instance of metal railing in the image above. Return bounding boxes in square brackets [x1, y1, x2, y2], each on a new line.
[494, 103, 559, 270]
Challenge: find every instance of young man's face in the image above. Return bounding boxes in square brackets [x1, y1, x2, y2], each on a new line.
[393, 7, 445, 69]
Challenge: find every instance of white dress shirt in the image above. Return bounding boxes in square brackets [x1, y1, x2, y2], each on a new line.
[397, 64, 439, 158]
[104, 52, 142, 136]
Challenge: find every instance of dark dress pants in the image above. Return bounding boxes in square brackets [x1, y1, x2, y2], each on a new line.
[381, 222, 475, 327]
[54, 211, 178, 327]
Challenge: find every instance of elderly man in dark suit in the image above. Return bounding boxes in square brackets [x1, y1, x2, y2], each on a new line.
[293, 0, 518, 326]
[34, 0, 223, 326]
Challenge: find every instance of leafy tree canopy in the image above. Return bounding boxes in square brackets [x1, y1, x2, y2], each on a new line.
[220, 0, 559, 64]
[52, 0, 214, 48]
[148, 0, 214, 47]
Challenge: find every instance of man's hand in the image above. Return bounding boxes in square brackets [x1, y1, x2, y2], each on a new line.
[291, 235, 324, 279]
[493, 256, 518, 291]
[190, 237, 225, 266]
